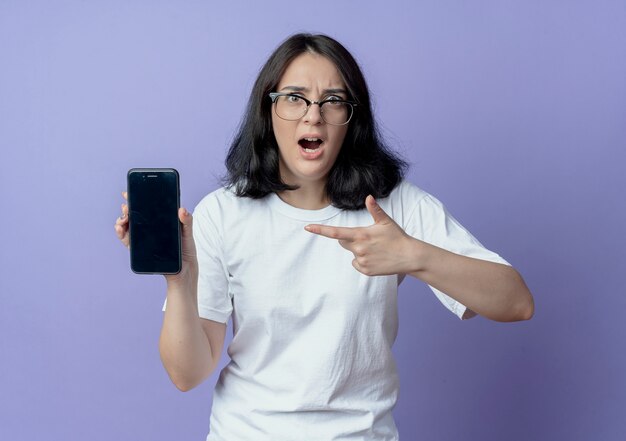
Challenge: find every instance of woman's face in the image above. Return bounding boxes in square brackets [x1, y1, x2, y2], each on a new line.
[271, 52, 349, 190]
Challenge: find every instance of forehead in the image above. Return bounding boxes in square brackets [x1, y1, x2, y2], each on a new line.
[277, 52, 345, 90]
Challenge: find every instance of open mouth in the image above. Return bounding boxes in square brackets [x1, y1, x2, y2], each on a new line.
[298, 137, 323, 153]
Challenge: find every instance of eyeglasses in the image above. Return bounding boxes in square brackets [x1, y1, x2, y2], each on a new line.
[268, 92, 357, 126]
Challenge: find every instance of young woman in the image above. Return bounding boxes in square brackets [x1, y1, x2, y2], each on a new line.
[115, 33, 533, 441]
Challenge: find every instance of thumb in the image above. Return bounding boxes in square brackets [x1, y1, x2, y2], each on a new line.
[179, 208, 195, 245]
[365, 195, 390, 224]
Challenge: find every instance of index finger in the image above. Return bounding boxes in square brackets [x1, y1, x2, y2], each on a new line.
[305, 224, 357, 241]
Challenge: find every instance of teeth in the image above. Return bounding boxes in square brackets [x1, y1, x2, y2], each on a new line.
[303, 137, 321, 142]
[303, 148, 317, 153]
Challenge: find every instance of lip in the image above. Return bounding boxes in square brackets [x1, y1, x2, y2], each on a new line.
[299, 141, 325, 160]
[298, 133, 325, 142]
[297, 133, 325, 160]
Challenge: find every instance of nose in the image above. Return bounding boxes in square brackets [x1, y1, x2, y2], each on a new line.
[303, 102, 324, 125]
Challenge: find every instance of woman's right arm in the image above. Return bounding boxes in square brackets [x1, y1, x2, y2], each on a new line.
[160, 274, 226, 392]
[115, 194, 226, 391]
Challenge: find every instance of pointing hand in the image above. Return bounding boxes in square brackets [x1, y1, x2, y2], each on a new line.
[305, 195, 418, 276]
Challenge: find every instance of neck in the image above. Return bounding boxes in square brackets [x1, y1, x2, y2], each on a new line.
[277, 182, 330, 210]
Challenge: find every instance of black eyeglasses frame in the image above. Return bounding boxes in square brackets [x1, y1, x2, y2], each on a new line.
[268, 92, 358, 126]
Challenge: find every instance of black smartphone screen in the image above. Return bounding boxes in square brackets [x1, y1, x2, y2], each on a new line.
[127, 168, 181, 274]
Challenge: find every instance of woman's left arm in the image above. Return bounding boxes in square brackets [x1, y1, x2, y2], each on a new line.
[305, 195, 534, 323]
[405, 240, 533, 322]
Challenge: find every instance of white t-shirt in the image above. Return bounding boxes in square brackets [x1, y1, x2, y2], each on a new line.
[191, 180, 509, 441]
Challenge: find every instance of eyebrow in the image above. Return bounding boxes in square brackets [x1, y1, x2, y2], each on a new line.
[279, 86, 348, 95]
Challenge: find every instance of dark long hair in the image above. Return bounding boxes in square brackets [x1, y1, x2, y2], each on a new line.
[224, 33, 407, 210]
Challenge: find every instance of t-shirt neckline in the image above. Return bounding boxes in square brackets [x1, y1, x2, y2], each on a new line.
[267, 192, 342, 222]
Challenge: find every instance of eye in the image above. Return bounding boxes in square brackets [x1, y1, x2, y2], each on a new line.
[285, 95, 303, 103]
[324, 96, 344, 106]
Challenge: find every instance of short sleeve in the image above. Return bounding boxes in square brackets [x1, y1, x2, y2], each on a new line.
[404, 191, 510, 320]
[162, 194, 232, 322]
[192, 196, 233, 323]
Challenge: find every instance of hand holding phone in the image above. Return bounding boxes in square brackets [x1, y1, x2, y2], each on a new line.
[115, 190, 198, 286]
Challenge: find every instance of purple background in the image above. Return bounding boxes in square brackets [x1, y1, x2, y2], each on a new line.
[1, 1, 625, 440]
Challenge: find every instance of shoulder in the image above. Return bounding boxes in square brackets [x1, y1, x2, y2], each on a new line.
[195, 186, 237, 212]
[194, 186, 269, 224]
[386, 180, 430, 203]
[379, 180, 433, 215]
[379, 180, 447, 230]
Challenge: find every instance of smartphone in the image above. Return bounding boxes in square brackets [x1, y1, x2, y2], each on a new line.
[127, 168, 182, 274]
